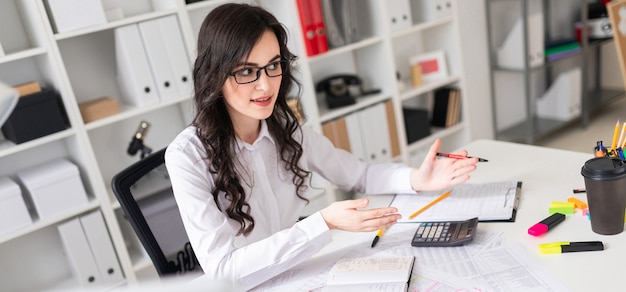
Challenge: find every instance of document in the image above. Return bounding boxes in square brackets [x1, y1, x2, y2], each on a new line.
[324, 255, 414, 292]
[391, 180, 522, 222]
[252, 208, 569, 292]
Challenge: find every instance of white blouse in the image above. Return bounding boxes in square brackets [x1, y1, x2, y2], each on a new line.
[164, 120, 414, 290]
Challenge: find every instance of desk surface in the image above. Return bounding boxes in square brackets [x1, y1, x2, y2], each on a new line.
[363, 139, 623, 291]
[201, 139, 622, 291]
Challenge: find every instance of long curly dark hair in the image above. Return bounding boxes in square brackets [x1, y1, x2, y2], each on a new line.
[192, 3, 310, 236]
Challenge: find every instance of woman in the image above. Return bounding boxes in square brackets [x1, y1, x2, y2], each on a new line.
[164, 3, 478, 290]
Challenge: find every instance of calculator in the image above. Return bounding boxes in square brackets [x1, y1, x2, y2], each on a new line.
[411, 217, 478, 247]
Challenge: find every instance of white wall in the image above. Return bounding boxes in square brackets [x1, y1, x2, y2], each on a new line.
[457, 0, 495, 140]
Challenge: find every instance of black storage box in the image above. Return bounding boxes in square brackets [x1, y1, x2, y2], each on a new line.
[1, 89, 68, 144]
[403, 108, 431, 144]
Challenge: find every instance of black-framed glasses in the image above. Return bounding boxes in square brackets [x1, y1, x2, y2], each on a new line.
[229, 60, 288, 84]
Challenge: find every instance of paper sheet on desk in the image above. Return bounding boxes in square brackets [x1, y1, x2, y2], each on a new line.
[252, 223, 569, 292]
[392, 180, 521, 222]
[363, 224, 570, 292]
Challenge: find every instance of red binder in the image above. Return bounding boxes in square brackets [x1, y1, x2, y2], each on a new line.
[309, 0, 328, 54]
[296, 0, 318, 56]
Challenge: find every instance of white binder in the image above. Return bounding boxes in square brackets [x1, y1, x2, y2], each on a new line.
[80, 210, 124, 286]
[138, 19, 180, 101]
[58, 218, 102, 287]
[418, 0, 449, 22]
[345, 112, 367, 162]
[386, 0, 413, 33]
[437, 0, 453, 18]
[45, 0, 107, 33]
[359, 103, 392, 163]
[157, 15, 193, 98]
[115, 24, 160, 107]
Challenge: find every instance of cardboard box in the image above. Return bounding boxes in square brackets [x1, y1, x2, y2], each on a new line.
[1, 89, 68, 144]
[0, 177, 32, 236]
[17, 159, 89, 219]
[79, 96, 120, 123]
[13, 81, 42, 97]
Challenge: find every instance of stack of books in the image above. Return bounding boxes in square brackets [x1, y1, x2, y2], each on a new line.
[545, 39, 581, 62]
[431, 87, 462, 128]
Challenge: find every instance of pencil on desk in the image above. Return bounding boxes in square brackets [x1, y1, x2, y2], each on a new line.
[408, 190, 452, 219]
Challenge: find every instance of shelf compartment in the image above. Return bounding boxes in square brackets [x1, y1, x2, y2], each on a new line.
[88, 105, 189, 195]
[0, 225, 77, 291]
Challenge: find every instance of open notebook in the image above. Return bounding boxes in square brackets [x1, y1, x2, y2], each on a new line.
[324, 255, 415, 292]
[391, 180, 522, 222]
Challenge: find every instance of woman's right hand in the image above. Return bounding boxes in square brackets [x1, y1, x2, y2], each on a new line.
[319, 198, 401, 232]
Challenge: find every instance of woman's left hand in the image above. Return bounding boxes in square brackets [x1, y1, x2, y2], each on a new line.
[409, 139, 478, 192]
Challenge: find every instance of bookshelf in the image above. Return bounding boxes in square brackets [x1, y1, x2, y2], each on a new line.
[486, 0, 624, 144]
[0, 0, 484, 288]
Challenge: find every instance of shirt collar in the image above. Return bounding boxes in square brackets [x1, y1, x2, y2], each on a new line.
[235, 120, 275, 150]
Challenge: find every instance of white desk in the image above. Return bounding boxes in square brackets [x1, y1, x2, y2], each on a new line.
[184, 139, 623, 292]
[309, 139, 623, 292]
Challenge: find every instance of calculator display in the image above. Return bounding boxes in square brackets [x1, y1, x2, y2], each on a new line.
[411, 217, 478, 247]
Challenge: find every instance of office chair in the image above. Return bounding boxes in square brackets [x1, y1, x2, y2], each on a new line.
[111, 147, 202, 277]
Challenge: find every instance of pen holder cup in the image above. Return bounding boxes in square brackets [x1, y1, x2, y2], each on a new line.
[581, 157, 626, 235]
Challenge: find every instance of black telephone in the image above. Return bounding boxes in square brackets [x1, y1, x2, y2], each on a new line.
[315, 74, 362, 109]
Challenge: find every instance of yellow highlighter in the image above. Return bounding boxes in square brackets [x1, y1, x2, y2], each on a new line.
[371, 228, 385, 248]
[539, 241, 604, 254]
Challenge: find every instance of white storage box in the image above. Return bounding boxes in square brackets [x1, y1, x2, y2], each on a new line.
[0, 177, 32, 236]
[17, 159, 89, 219]
[45, 0, 107, 33]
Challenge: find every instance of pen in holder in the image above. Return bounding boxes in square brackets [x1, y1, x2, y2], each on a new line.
[594, 140, 625, 160]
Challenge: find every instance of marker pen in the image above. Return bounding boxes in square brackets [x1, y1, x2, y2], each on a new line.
[528, 213, 565, 236]
[539, 241, 604, 254]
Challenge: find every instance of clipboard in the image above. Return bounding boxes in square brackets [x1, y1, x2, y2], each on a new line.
[391, 181, 522, 223]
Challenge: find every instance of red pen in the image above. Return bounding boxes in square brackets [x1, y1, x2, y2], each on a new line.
[436, 152, 488, 162]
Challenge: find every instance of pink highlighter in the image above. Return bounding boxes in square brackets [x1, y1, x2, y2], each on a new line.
[528, 213, 566, 236]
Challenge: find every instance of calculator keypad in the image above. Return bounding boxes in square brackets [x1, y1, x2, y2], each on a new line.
[414, 222, 452, 243]
[411, 218, 478, 247]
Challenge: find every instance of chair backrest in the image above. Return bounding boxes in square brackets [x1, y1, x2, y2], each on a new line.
[111, 148, 201, 277]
